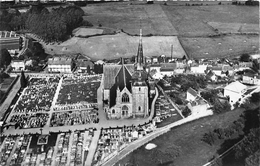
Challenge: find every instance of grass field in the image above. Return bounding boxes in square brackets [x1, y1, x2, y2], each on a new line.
[43, 32, 186, 60]
[83, 4, 259, 37]
[115, 108, 245, 166]
[180, 35, 259, 59]
[42, 4, 259, 60]
[82, 4, 178, 36]
[72, 27, 104, 37]
[207, 22, 259, 34]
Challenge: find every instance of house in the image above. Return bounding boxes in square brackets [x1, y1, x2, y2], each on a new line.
[145, 56, 152, 64]
[160, 63, 177, 76]
[210, 66, 223, 76]
[242, 73, 260, 85]
[239, 62, 253, 68]
[224, 81, 247, 106]
[186, 87, 199, 101]
[76, 60, 94, 73]
[149, 64, 161, 74]
[48, 57, 73, 73]
[152, 56, 158, 64]
[11, 60, 25, 71]
[206, 70, 217, 82]
[190, 64, 207, 74]
[175, 62, 186, 74]
[187, 96, 210, 115]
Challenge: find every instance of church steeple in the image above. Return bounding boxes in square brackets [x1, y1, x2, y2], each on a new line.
[136, 29, 144, 70]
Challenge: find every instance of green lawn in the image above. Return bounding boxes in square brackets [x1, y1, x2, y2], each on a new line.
[115, 108, 245, 166]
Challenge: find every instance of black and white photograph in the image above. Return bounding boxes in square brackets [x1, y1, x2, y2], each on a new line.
[0, 0, 259, 166]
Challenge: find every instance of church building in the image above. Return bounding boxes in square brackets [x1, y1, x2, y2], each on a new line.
[102, 30, 152, 119]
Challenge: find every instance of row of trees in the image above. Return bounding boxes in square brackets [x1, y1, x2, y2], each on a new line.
[202, 107, 259, 165]
[25, 5, 85, 42]
[0, 48, 12, 69]
[0, 4, 86, 42]
[170, 74, 207, 91]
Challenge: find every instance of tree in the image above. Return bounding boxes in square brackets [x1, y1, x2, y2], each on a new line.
[0, 48, 12, 69]
[240, 54, 251, 62]
[87, 65, 91, 74]
[250, 92, 260, 103]
[20, 70, 27, 88]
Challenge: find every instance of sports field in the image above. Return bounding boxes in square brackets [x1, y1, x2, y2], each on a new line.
[44, 32, 186, 60]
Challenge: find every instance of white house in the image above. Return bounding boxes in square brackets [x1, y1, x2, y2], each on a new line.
[186, 87, 199, 101]
[11, 60, 25, 71]
[48, 57, 73, 73]
[242, 73, 260, 85]
[190, 64, 207, 74]
[149, 64, 161, 74]
[224, 81, 247, 106]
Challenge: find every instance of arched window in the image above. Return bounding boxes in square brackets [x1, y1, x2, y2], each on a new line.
[122, 93, 129, 103]
[112, 109, 115, 114]
[138, 106, 141, 111]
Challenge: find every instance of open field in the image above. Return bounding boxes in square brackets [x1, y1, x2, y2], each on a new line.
[115, 108, 245, 166]
[72, 27, 104, 37]
[162, 5, 259, 36]
[207, 22, 259, 34]
[82, 4, 178, 36]
[180, 35, 259, 59]
[43, 32, 186, 60]
[83, 4, 259, 37]
[40, 4, 259, 61]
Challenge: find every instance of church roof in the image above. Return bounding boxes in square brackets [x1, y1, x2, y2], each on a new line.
[103, 64, 135, 89]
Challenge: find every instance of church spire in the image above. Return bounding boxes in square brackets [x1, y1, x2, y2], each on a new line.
[136, 28, 144, 70]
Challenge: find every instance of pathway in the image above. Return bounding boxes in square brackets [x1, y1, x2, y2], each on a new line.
[66, 132, 74, 166]
[156, 84, 185, 119]
[85, 130, 101, 166]
[51, 134, 61, 166]
[46, 77, 63, 127]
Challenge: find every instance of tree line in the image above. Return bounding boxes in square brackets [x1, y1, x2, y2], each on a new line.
[0, 4, 88, 42]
